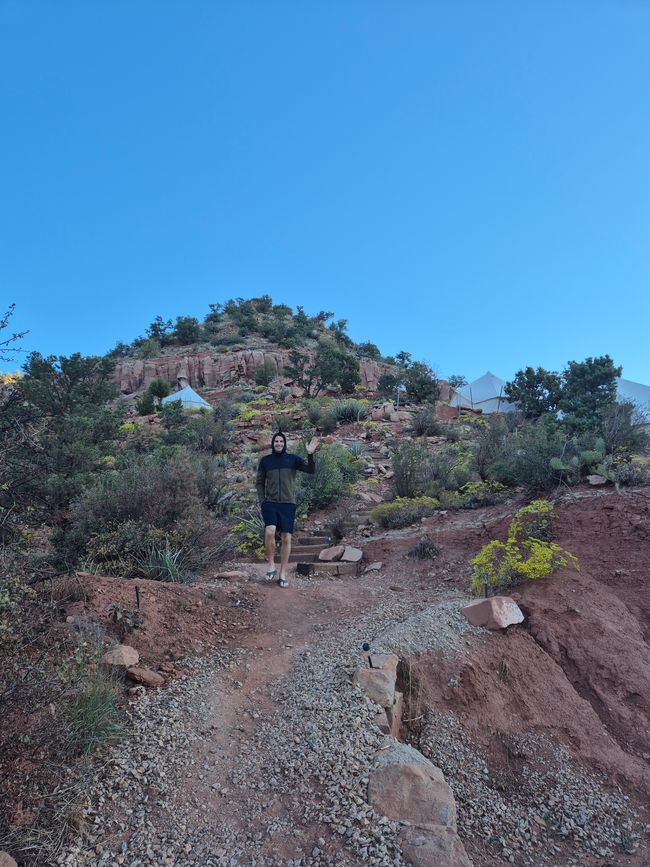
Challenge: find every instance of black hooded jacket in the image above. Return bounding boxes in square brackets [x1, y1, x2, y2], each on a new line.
[255, 432, 315, 504]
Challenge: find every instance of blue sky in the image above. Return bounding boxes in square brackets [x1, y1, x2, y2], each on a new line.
[2, 0, 649, 383]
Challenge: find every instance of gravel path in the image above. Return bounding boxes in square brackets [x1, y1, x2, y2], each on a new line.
[58, 583, 475, 866]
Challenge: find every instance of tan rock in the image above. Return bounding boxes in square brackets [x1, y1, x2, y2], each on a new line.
[102, 644, 139, 668]
[127, 667, 165, 688]
[587, 474, 608, 486]
[365, 561, 383, 572]
[460, 596, 524, 630]
[373, 707, 390, 734]
[318, 545, 345, 562]
[352, 667, 395, 708]
[387, 690, 404, 738]
[341, 546, 364, 563]
[369, 653, 399, 681]
[0, 853, 18, 867]
[398, 825, 472, 867]
[368, 742, 457, 829]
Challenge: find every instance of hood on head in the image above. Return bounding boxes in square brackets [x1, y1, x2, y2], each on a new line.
[271, 431, 287, 454]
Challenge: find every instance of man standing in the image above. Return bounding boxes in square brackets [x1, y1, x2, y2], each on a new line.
[256, 431, 318, 588]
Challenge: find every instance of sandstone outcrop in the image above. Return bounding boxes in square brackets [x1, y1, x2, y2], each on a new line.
[113, 349, 394, 395]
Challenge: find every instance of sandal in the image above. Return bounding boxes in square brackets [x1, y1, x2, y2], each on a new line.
[278, 575, 289, 588]
[265, 569, 277, 582]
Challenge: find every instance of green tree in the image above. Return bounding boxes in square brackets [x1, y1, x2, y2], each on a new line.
[173, 316, 201, 345]
[504, 367, 562, 419]
[377, 372, 402, 397]
[560, 355, 622, 432]
[447, 374, 467, 389]
[146, 315, 173, 344]
[356, 341, 381, 359]
[395, 350, 412, 367]
[284, 341, 360, 397]
[255, 359, 276, 386]
[148, 378, 171, 400]
[403, 361, 439, 404]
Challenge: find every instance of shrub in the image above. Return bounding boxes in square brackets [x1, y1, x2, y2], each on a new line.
[305, 400, 323, 426]
[469, 500, 578, 594]
[371, 496, 440, 529]
[64, 654, 125, 755]
[320, 409, 339, 434]
[489, 417, 571, 491]
[438, 481, 508, 510]
[410, 406, 442, 437]
[297, 442, 363, 511]
[231, 507, 266, 560]
[595, 453, 650, 488]
[329, 399, 368, 424]
[425, 442, 475, 495]
[392, 441, 431, 497]
[255, 359, 276, 386]
[139, 539, 192, 583]
[406, 536, 441, 559]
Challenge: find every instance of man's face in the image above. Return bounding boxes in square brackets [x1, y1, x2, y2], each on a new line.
[272, 436, 285, 453]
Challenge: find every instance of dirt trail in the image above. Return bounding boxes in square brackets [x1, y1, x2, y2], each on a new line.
[57, 488, 649, 867]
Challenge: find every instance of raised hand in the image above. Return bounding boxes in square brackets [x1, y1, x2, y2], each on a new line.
[306, 436, 319, 455]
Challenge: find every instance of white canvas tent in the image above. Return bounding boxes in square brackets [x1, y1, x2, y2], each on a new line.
[453, 371, 517, 414]
[616, 377, 650, 412]
[161, 385, 212, 410]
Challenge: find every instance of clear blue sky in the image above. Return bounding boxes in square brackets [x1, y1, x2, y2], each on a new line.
[2, 0, 649, 383]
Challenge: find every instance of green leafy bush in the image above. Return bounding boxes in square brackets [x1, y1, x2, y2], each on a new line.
[438, 481, 507, 510]
[297, 443, 363, 511]
[371, 496, 440, 529]
[329, 399, 369, 424]
[410, 406, 442, 437]
[392, 441, 431, 497]
[469, 500, 578, 594]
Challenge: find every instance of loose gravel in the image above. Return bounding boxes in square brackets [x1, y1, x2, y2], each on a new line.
[417, 709, 641, 865]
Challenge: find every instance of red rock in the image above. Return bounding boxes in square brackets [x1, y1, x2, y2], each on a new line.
[102, 644, 139, 668]
[352, 667, 395, 708]
[127, 667, 165, 688]
[387, 690, 404, 738]
[341, 546, 363, 563]
[460, 596, 525, 630]
[368, 742, 457, 830]
[318, 545, 345, 562]
[398, 826, 472, 867]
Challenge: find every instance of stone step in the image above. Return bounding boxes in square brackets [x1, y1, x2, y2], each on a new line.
[296, 536, 330, 545]
[289, 545, 324, 555]
[310, 561, 361, 577]
[288, 553, 316, 563]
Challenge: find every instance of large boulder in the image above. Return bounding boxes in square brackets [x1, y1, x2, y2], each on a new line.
[102, 644, 139, 668]
[368, 742, 457, 830]
[460, 596, 524, 630]
[398, 825, 472, 867]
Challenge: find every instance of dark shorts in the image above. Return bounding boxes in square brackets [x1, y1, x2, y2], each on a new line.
[261, 501, 297, 534]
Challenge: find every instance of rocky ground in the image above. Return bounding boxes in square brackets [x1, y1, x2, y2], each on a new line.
[5, 487, 640, 867]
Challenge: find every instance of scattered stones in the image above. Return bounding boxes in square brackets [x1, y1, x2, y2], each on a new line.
[460, 596, 525, 630]
[102, 644, 139, 668]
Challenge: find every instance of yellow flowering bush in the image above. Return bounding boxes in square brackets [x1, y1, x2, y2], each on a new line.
[469, 500, 578, 594]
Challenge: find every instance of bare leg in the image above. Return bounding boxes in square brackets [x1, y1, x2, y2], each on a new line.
[279, 532, 292, 582]
[264, 525, 277, 573]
